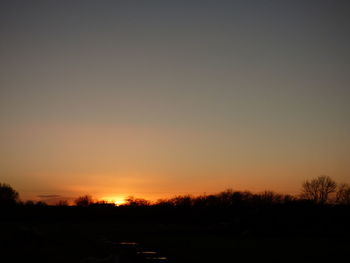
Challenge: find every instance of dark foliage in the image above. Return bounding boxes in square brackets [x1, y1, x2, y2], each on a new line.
[0, 183, 19, 206]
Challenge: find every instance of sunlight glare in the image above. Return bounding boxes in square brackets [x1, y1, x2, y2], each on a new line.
[100, 196, 126, 206]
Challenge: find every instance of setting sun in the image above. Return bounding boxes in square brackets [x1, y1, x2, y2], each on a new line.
[99, 196, 126, 206]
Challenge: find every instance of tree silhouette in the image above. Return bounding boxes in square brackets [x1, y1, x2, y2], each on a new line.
[74, 195, 94, 207]
[256, 190, 283, 204]
[336, 183, 350, 205]
[124, 196, 150, 206]
[0, 183, 19, 206]
[301, 176, 337, 204]
[56, 200, 69, 206]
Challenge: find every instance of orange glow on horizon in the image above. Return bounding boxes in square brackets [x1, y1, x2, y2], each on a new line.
[99, 195, 127, 206]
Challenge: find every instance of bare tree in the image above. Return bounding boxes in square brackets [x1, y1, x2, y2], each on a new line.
[336, 183, 350, 205]
[301, 176, 337, 204]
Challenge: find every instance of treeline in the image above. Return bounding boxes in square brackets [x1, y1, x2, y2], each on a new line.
[47, 176, 350, 207]
[1, 176, 350, 208]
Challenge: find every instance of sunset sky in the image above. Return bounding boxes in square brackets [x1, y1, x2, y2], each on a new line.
[1, 1, 350, 204]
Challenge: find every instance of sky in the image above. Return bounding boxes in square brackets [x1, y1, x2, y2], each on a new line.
[1, 0, 350, 204]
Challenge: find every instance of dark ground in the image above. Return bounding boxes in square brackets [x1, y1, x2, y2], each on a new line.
[1, 204, 350, 263]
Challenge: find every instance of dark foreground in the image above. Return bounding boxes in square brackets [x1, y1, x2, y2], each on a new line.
[1, 204, 350, 263]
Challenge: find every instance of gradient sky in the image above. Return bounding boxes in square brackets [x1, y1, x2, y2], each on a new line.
[1, 1, 350, 203]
